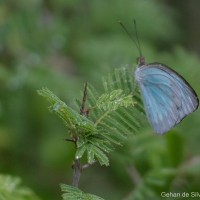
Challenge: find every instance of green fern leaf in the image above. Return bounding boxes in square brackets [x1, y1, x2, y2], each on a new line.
[0, 174, 41, 200]
[38, 88, 97, 137]
[39, 66, 145, 167]
[96, 89, 135, 111]
[91, 145, 109, 166]
[75, 145, 87, 160]
[75, 67, 145, 166]
[61, 184, 105, 200]
[87, 144, 95, 164]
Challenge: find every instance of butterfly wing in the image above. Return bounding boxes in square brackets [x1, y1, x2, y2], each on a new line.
[135, 63, 199, 134]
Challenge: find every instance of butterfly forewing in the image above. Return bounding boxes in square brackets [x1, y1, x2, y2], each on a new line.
[135, 63, 199, 134]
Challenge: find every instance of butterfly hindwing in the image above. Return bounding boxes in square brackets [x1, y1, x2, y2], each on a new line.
[135, 63, 199, 134]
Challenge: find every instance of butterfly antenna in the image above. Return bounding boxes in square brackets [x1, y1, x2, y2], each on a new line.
[133, 19, 142, 57]
[118, 21, 141, 55]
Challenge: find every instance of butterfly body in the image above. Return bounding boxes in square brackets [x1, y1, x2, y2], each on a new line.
[135, 57, 199, 134]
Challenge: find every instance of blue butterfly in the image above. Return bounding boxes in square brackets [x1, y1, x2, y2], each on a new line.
[119, 20, 199, 134]
[135, 56, 199, 134]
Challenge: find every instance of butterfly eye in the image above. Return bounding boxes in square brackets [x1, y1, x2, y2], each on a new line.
[137, 57, 145, 66]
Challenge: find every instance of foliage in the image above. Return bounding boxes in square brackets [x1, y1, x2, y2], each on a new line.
[1, 0, 200, 200]
[0, 174, 41, 200]
[110, 130, 200, 200]
[61, 184, 105, 200]
[38, 68, 144, 166]
[124, 168, 177, 200]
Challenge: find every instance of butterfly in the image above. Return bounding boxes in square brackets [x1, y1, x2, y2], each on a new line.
[135, 56, 199, 134]
[119, 20, 199, 134]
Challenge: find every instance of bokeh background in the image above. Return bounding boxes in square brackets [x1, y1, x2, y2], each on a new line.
[1, 0, 200, 199]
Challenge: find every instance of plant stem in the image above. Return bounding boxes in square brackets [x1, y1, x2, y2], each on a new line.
[127, 165, 141, 185]
[80, 81, 89, 117]
[72, 159, 82, 187]
[71, 82, 88, 187]
[94, 110, 109, 125]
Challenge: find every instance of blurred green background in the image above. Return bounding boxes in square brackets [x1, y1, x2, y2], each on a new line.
[1, 0, 200, 199]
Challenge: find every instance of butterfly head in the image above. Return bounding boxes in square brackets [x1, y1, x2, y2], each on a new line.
[137, 56, 145, 66]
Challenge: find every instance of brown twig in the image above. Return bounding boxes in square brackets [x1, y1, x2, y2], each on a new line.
[72, 82, 89, 187]
[63, 138, 76, 143]
[72, 159, 82, 187]
[127, 165, 141, 185]
[80, 81, 89, 116]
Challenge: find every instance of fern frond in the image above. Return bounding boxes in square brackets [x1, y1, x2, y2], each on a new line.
[94, 89, 135, 125]
[96, 89, 134, 110]
[75, 145, 87, 160]
[38, 88, 97, 137]
[78, 67, 144, 165]
[61, 184, 105, 200]
[88, 67, 144, 135]
[38, 66, 145, 166]
[103, 68, 134, 94]
[89, 144, 109, 166]
[0, 175, 41, 200]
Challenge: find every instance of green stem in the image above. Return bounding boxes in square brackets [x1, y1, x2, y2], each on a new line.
[94, 110, 110, 126]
